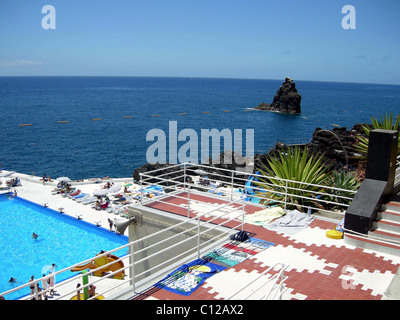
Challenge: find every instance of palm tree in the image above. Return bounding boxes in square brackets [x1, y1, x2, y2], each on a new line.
[255, 146, 329, 211]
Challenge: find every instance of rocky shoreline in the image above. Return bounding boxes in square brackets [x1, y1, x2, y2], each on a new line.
[133, 122, 370, 186]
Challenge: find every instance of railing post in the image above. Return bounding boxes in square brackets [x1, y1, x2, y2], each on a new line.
[139, 173, 143, 206]
[33, 281, 39, 300]
[393, 155, 400, 193]
[242, 192, 246, 231]
[129, 241, 135, 293]
[187, 186, 191, 218]
[231, 170, 234, 201]
[279, 266, 284, 300]
[197, 214, 201, 258]
[284, 180, 288, 211]
[184, 163, 187, 191]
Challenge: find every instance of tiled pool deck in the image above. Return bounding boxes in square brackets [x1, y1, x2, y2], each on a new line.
[133, 192, 400, 300]
[1, 171, 400, 300]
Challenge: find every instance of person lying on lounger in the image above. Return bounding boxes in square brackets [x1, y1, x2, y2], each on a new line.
[6, 177, 20, 187]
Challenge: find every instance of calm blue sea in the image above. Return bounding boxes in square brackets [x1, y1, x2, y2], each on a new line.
[0, 76, 399, 180]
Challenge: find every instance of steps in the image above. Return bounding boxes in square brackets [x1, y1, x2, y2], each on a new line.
[345, 201, 400, 257]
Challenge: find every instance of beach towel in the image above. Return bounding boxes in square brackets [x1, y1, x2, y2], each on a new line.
[155, 259, 226, 296]
[263, 209, 313, 235]
[244, 207, 285, 226]
[155, 238, 274, 295]
[203, 238, 275, 268]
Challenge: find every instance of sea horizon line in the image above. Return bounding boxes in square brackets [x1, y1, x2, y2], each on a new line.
[0, 75, 399, 87]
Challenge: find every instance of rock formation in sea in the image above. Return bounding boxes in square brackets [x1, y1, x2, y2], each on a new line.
[255, 77, 302, 114]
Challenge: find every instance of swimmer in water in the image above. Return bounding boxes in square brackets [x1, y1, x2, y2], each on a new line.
[8, 277, 17, 283]
[32, 232, 39, 240]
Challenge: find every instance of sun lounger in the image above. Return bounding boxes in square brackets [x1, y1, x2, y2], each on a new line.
[107, 205, 121, 214]
[0, 171, 15, 177]
[0, 180, 10, 191]
[71, 193, 86, 200]
[6, 178, 21, 187]
[75, 194, 91, 203]
[61, 188, 77, 197]
[82, 196, 97, 205]
[64, 190, 81, 198]
[107, 205, 129, 217]
[92, 201, 109, 210]
[69, 190, 81, 197]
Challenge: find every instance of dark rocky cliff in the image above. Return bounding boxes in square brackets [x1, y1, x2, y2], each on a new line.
[255, 77, 301, 114]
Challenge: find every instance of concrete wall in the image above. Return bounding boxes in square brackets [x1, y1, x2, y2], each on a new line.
[345, 129, 399, 234]
[126, 207, 231, 283]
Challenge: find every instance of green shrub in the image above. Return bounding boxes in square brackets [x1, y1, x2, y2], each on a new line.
[255, 146, 329, 211]
[354, 113, 400, 158]
[324, 170, 360, 207]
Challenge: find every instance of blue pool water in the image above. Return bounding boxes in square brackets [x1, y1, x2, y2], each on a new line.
[0, 193, 128, 300]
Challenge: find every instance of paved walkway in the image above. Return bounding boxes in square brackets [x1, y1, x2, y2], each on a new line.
[1, 172, 133, 234]
[133, 201, 400, 300]
[2, 171, 400, 300]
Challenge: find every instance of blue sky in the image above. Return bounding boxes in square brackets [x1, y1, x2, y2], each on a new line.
[1, 0, 399, 84]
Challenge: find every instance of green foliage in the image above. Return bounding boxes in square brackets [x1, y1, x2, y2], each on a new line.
[255, 146, 329, 211]
[354, 112, 400, 158]
[325, 170, 360, 206]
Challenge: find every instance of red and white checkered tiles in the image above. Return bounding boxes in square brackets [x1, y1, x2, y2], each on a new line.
[139, 194, 400, 300]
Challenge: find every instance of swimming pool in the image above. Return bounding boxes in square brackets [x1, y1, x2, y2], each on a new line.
[0, 193, 128, 300]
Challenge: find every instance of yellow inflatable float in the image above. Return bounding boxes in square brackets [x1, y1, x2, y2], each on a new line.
[70, 293, 104, 300]
[326, 230, 343, 239]
[72, 254, 125, 280]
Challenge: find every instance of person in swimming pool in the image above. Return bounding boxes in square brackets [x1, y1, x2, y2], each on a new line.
[107, 218, 114, 231]
[9, 189, 17, 198]
[32, 232, 39, 240]
[8, 277, 17, 283]
[50, 263, 57, 271]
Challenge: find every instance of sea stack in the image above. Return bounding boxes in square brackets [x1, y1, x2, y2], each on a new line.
[255, 77, 301, 114]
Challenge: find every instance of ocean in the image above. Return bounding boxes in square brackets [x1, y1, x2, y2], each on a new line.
[0, 76, 399, 180]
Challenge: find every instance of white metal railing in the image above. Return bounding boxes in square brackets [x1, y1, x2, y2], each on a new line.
[1, 162, 359, 300]
[344, 227, 400, 246]
[0, 244, 132, 300]
[395, 154, 400, 183]
[140, 167, 249, 222]
[0, 193, 243, 300]
[226, 263, 289, 300]
[127, 201, 244, 288]
[140, 162, 357, 217]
